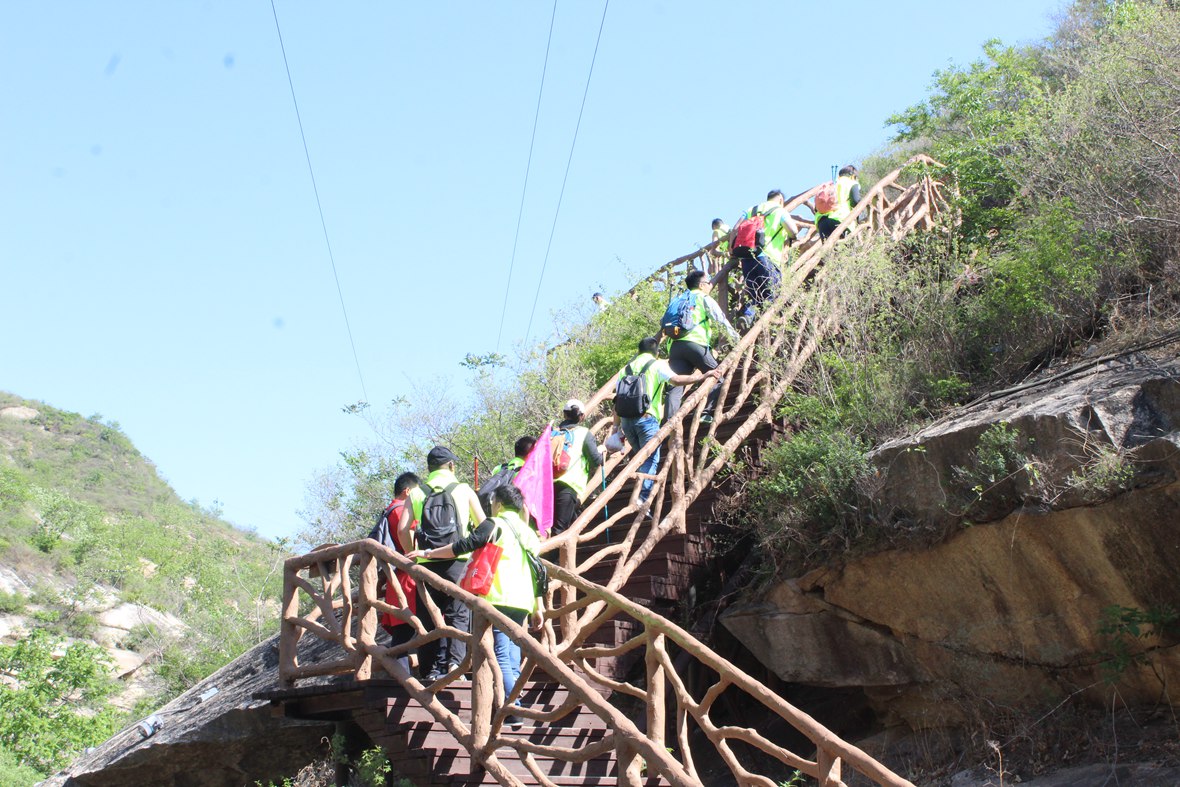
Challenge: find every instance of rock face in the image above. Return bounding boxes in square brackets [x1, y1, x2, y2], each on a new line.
[43, 634, 340, 787]
[722, 348, 1180, 727]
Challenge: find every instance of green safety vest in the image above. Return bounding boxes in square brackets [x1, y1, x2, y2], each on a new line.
[674, 290, 715, 349]
[483, 510, 541, 613]
[491, 456, 525, 476]
[743, 201, 794, 265]
[553, 425, 592, 497]
[412, 468, 472, 564]
[816, 176, 859, 224]
[712, 225, 730, 255]
[622, 352, 670, 421]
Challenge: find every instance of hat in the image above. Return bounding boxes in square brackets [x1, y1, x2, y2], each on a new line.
[426, 445, 459, 468]
[564, 398, 586, 414]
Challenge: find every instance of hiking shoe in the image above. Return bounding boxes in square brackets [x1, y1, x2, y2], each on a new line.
[422, 670, 444, 685]
[505, 714, 525, 729]
[700, 413, 714, 424]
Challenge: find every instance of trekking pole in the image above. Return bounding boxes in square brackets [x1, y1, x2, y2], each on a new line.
[602, 463, 610, 543]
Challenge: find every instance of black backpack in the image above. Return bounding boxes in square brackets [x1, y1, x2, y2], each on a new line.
[477, 463, 518, 514]
[367, 501, 400, 549]
[614, 358, 657, 418]
[415, 482, 464, 551]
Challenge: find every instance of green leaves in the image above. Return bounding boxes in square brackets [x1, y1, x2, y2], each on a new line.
[0, 629, 118, 773]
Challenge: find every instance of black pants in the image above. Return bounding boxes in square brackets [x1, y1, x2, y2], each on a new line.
[418, 558, 470, 676]
[817, 216, 846, 240]
[665, 340, 722, 419]
[552, 483, 580, 536]
[735, 248, 781, 307]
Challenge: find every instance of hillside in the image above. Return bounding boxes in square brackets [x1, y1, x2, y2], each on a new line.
[0, 392, 285, 783]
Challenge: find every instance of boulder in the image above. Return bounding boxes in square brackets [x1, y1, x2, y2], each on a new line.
[97, 603, 186, 638]
[0, 406, 39, 421]
[722, 347, 1180, 727]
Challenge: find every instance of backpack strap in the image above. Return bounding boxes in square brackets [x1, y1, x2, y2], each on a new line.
[637, 359, 657, 376]
[499, 514, 536, 559]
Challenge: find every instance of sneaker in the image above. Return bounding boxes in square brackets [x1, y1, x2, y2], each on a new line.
[422, 671, 444, 685]
[505, 714, 525, 729]
[700, 413, 714, 424]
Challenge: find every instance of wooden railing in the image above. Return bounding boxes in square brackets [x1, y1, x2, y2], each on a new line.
[278, 155, 948, 787]
[280, 539, 914, 787]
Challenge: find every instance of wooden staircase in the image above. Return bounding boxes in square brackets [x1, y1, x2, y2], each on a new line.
[267, 156, 950, 787]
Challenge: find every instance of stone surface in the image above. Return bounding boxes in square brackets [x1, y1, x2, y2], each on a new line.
[952, 763, 1180, 786]
[722, 348, 1180, 727]
[43, 634, 340, 787]
[97, 603, 186, 638]
[0, 405, 39, 421]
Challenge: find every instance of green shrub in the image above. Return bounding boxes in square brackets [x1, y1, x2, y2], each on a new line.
[0, 629, 118, 773]
[0, 746, 45, 787]
[0, 592, 26, 615]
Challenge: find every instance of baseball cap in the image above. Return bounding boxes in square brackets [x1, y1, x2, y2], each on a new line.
[564, 398, 586, 414]
[426, 445, 459, 468]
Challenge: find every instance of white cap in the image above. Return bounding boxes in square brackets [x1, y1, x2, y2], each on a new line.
[564, 398, 586, 413]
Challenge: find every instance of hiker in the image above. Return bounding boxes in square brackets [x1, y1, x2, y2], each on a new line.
[551, 399, 604, 537]
[731, 190, 800, 328]
[407, 483, 543, 728]
[710, 218, 731, 276]
[367, 471, 423, 675]
[814, 165, 862, 240]
[479, 436, 537, 514]
[592, 292, 609, 311]
[663, 269, 738, 424]
[396, 445, 486, 684]
[612, 337, 719, 503]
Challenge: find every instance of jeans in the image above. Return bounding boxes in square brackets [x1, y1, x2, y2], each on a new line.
[493, 607, 529, 706]
[666, 340, 722, 420]
[621, 414, 661, 501]
[736, 248, 781, 308]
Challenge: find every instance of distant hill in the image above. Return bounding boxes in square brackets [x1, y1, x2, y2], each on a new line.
[0, 391, 287, 783]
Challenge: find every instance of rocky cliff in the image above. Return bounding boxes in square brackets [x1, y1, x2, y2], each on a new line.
[721, 343, 1180, 729]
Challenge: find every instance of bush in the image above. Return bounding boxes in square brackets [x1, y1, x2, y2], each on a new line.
[0, 629, 118, 773]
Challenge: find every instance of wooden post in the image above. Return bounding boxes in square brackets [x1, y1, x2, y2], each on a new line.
[355, 552, 378, 680]
[647, 633, 666, 750]
[470, 610, 495, 770]
[818, 748, 843, 787]
[279, 565, 301, 687]
[617, 742, 645, 787]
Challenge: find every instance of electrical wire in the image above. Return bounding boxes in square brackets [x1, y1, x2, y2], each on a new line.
[495, 0, 560, 354]
[522, 0, 610, 348]
[268, 0, 370, 403]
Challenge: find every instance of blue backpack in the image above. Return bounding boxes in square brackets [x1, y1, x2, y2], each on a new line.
[661, 290, 702, 339]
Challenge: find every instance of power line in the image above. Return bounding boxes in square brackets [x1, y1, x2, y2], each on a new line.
[268, 0, 369, 404]
[495, 0, 560, 354]
[522, 0, 610, 348]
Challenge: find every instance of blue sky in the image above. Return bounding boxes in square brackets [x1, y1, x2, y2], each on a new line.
[0, 1, 1069, 541]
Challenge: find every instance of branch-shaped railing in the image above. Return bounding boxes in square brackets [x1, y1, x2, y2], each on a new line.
[277, 155, 948, 787]
[279, 539, 914, 786]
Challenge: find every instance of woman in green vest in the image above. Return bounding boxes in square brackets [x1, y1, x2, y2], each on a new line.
[408, 483, 543, 727]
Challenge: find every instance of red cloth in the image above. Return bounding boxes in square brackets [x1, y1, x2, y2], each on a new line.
[380, 499, 417, 629]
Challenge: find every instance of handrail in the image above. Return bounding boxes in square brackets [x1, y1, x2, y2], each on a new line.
[279, 539, 914, 786]
[276, 154, 947, 787]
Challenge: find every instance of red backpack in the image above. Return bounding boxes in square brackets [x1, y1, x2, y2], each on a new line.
[732, 210, 767, 250]
[815, 182, 838, 215]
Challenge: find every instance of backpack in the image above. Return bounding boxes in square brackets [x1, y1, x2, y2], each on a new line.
[367, 500, 401, 550]
[732, 209, 767, 250]
[815, 182, 838, 215]
[661, 290, 702, 340]
[477, 463, 518, 514]
[415, 482, 464, 551]
[551, 428, 575, 476]
[614, 358, 657, 418]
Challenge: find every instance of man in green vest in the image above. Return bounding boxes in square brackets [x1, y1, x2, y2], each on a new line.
[551, 399, 603, 536]
[732, 190, 801, 329]
[815, 165, 862, 240]
[665, 269, 738, 424]
[395, 444, 485, 683]
[612, 336, 718, 503]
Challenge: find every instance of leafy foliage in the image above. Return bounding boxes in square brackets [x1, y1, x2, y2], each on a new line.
[0, 629, 119, 774]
